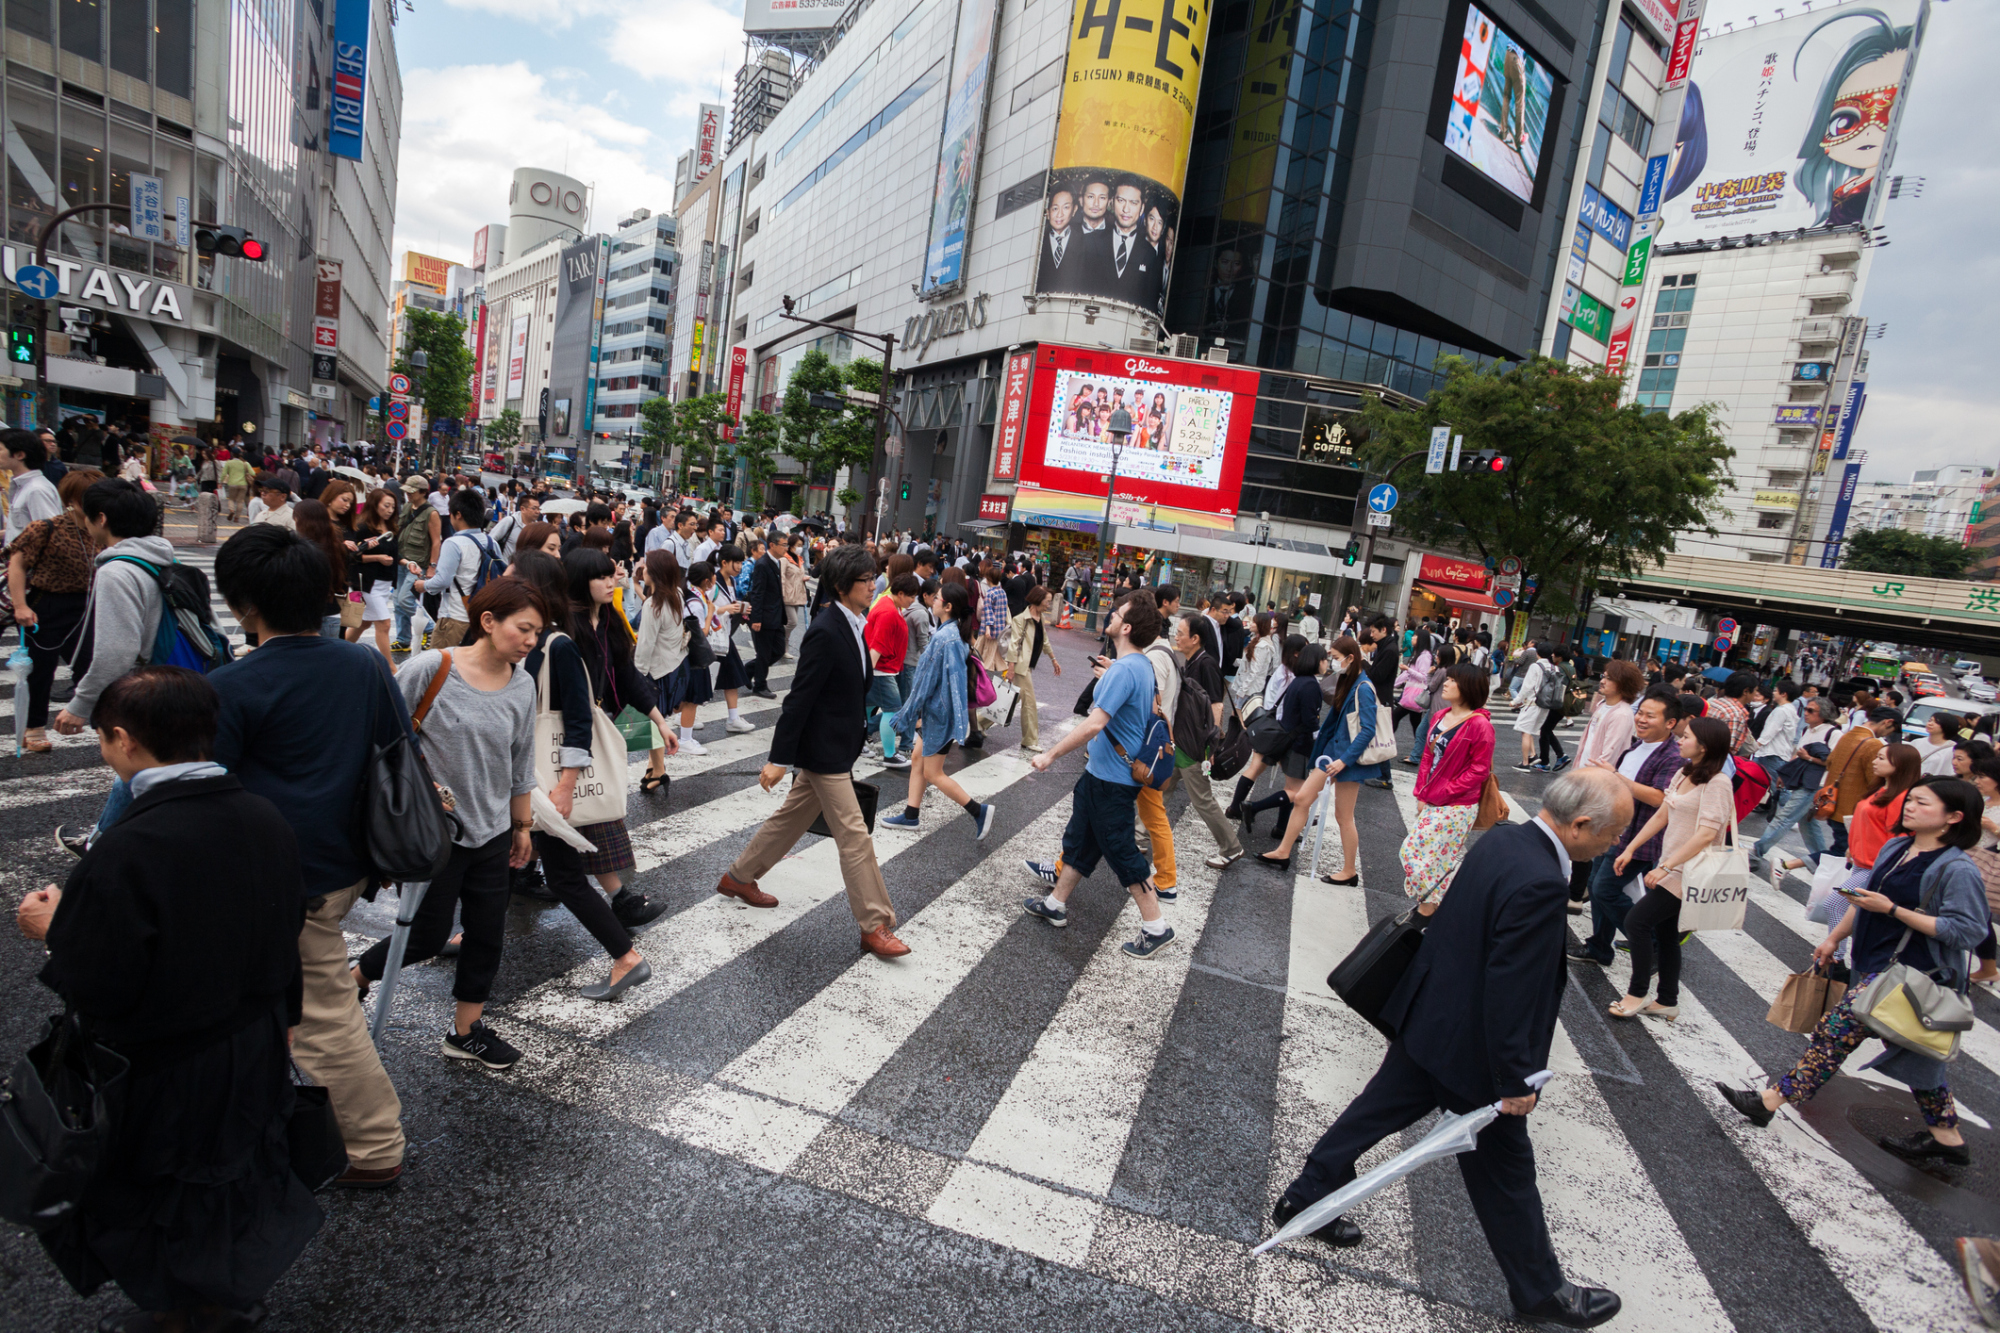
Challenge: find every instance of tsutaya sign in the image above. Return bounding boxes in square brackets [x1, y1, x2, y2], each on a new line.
[2, 250, 190, 325]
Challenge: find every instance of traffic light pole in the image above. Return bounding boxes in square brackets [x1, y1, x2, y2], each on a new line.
[22, 202, 129, 431]
[1349, 448, 1428, 616]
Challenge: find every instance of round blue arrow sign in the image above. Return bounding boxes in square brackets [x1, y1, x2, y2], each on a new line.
[1367, 483, 1399, 513]
[13, 265, 58, 300]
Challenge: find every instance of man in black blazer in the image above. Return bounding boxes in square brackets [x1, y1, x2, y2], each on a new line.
[717, 544, 909, 958]
[742, 535, 787, 699]
[1273, 769, 1633, 1328]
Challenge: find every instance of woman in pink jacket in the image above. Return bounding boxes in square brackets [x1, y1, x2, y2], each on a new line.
[1402, 661, 1496, 913]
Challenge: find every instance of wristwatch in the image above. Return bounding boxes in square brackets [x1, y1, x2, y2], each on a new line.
[511, 819, 532, 832]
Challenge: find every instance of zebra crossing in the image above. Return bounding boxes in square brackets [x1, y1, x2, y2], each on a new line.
[0, 613, 1990, 1331]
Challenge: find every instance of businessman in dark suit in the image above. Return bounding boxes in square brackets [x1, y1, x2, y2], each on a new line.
[742, 535, 787, 698]
[1103, 182, 1162, 310]
[719, 543, 910, 958]
[1274, 769, 1633, 1328]
[1038, 188, 1080, 289]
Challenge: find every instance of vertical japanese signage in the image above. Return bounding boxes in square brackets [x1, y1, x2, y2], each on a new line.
[1032, 0, 1215, 317]
[505, 314, 529, 400]
[921, 0, 1003, 293]
[129, 173, 165, 241]
[472, 303, 489, 406]
[1831, 379, 1865, 461]
[1819, 462, 1863, 569]
[991, 349, 1032, 481]
[725, 346, 747, 420]
[330, 0, 370, 162]
[313, 258, 342, 370]
[696, 104, 723, 181]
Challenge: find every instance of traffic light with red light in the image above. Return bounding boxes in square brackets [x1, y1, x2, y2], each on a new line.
[1459, 449, 1510, 475]
[194, 225, 268, 261]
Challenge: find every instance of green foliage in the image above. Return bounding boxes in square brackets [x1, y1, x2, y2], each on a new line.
[393, 309, 475, 423]
[673, 394, 730, 498]
[734, 409, 782, 509]
[780, 350, 881, 488]
[1355, 356, 1734, 618]
[636, 395, 678, 462]
[1840, 527, 1975, 580]
[836, 486, 863, 510]
[485, 408, 522, 450]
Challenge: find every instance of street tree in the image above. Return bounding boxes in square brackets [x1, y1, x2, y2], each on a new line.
[486, 408, 522, 451]
[1840, 527, 1974, 580]
[674, 394, 730, 498]
[1355, 356, 1733, 618]
[734, 409, 782, 510]
[637, 395, 678, 483]
[780, 352, 882, 518]
[392, 309, 475, 424]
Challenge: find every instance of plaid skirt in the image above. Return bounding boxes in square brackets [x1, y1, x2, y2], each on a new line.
[578, 818, 635, 876]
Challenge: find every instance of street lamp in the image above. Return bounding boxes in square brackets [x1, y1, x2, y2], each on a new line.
[1090, 407, 1134, 629]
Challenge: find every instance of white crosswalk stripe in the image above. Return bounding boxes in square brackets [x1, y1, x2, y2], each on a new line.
[0, 646, 1982, 1331]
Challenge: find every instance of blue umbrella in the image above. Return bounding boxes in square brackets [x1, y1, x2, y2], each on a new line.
[10, 639, 32, 756]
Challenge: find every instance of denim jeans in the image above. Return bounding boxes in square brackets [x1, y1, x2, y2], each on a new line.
[1580, 850, 1653, 961]
[1754, 784, 1830, 860]
[392, 564, 419, 645]
[865, 674, 902, 729]
[96, 778, 133, 834]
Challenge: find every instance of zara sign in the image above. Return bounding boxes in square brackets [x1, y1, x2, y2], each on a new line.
[2, 249, 191, 325]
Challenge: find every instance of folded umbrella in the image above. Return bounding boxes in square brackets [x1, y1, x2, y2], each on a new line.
[1254, 1069, 1555, 1255]
[10, 641, 32, 756]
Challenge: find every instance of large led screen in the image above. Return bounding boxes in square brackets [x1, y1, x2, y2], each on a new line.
[1442, 4, 1557, 205]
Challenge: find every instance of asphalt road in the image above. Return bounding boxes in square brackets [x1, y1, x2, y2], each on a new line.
[0, 549, 1993, 1332]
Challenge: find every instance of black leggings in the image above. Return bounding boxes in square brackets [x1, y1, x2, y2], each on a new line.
[358, 831, 511, 1003]
[1624, 886, 1684, 1006]
[1978, 925, 1996, 963]
[534, 830, 634, 959]
[20, 589, 86, 727]
[1393, 705, 1425, 739]
[1538, 709, 1566, 765]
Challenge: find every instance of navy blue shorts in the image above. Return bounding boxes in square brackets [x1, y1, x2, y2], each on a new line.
[1060, 770, 1149, 888]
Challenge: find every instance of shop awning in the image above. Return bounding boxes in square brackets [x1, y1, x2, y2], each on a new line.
[960, 518, 1007, 531]
[1414, 581, 1503, 613]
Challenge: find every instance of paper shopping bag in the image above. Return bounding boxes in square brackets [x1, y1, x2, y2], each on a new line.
[1766, 966, 1846, 1035]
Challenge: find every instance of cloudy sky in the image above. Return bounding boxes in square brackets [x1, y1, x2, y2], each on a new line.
[387, 0, 1991, 485]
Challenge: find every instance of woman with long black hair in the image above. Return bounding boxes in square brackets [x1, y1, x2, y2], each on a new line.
[1263, 635, 1383, 880]
[1244, 641, 1327, 852]
[291, 498, 348, 640]
[880, 581, 995, 838]
[350, 487, 401, 658]
[633, 548, 688, 792]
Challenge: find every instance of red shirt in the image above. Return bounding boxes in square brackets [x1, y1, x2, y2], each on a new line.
[865, 597, 910, 675]
[1849, 788, 1907, 869]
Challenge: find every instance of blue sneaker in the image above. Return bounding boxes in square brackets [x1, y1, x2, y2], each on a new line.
[1148, 880, 1178, 902]
[880, 810, 920, 829]
[1022, 895, 1069, 927]
[1122, 926, 1177, 959]
[1023, 859, 1060, 888]
[880, 713, 898, 759]
[974, 802, 997, 841]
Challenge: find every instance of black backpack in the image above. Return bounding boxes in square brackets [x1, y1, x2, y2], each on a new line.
[1172, 656, 1220, 766]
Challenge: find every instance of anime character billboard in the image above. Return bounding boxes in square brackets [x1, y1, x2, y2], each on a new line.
[1657, 1, 1925, 240]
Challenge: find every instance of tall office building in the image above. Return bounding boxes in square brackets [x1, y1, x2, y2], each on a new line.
[592, 209, 676, 454]
[0, 0, 399, 450]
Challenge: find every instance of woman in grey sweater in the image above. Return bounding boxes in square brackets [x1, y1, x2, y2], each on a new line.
[352, 576, 543, 1071]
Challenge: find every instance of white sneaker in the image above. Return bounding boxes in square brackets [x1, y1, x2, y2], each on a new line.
[677, 735, 709, 755]
[726, 717, 756, 734]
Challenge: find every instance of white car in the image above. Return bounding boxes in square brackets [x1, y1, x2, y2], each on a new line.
[1967, 681, 1998, 703]
[1953, 659, 1984, 676]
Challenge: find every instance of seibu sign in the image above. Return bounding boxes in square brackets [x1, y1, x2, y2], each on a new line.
[1418, 554, 1490, 591]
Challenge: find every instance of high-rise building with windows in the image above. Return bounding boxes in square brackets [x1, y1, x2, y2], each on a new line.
[1, 0, 400, 450]
[592, 208, 676, 455]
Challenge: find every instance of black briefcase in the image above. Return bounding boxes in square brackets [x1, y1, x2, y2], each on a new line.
[0, 1011, 127, 1233]
[808, 779, 879, 838]
[1327, 909, 1427, 1040]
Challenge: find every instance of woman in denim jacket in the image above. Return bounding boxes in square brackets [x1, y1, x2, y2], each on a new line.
[880, 583, 994, 838]
[1260, 635, 1385, 883]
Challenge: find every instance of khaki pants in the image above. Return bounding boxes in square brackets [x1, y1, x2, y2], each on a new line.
[1014, 662, 1040, 748]
[293, 879, 405, 1169]
[1136, 785, 1178, 890]
[1182, 766, 1243, 861]
[225, 483, 247, 518]
[730, 769, 894, 933]
[430, 617, 470, 648]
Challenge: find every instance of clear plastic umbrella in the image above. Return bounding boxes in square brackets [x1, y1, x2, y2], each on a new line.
[1254, 1069, 1555, 1254]
[10, 640, 32, 756]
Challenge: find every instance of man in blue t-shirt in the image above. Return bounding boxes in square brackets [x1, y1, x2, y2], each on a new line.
[1023, 590, 1175, 958]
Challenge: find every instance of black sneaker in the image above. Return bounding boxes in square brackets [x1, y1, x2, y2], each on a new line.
[1879, 1130, 1971, 1166]
[441, 1021, 521, 1069]
[53, 824, 90, 858]
[511, 864, 557, 902]
[1022, 895, 1069, 927]
[1121, 925, 1177, 959]
[1511, 762, 1537, 773]
[611, 888, 666, 928]
[1148, 880, 1178, 902]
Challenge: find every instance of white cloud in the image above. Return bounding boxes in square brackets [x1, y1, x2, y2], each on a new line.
[436, 0, 611, 28]
[392, 62, 678, 271]
[1848, 387, 1994, 480]
[602, 0, 748, 116]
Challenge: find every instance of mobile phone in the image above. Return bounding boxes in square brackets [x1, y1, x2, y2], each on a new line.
[1834, 883, 1866, 899]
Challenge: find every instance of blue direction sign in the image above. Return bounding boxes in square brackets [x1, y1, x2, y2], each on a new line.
[1367, 483, 1399, 513]
[13, 264, 57, 300]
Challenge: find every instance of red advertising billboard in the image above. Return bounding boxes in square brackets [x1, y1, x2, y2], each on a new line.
[978, 493, 1012, 521]
[1016, 343, 1256, 520]
[991, 349, 1032, 481]
[1418, 554, 1489, 590]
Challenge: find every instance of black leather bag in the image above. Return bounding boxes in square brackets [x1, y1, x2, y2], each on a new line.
[359, 671, 456, 882]
[1245, 707, 1291, 759]
[0, 1010, 128, 1234]
[808, 779, 879, 838]
[1209, 714, 1253, 781]
[287, 1081, 348, 1192]
[1327, 909, 1427, 1040]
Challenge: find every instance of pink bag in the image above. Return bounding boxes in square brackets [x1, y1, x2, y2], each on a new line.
[968, 653, 997, 707]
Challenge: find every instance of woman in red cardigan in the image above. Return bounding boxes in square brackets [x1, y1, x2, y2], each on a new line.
[1402, 661, 1496, 914]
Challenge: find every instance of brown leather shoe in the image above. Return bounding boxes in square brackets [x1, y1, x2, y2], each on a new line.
[716, 872, 777, 908]
[860, 927, 911, 958]
[332, 1163, 402, 1189]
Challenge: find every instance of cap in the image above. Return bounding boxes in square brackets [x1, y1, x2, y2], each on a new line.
[254, 471, 292, 495]
[402, 474, 429, 492]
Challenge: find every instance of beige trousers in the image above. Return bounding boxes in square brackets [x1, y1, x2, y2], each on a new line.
[730, 769, 895, 933]
[292, 879, 405, 1169]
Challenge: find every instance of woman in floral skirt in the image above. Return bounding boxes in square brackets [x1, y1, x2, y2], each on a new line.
[1402, 662, 1495, 912]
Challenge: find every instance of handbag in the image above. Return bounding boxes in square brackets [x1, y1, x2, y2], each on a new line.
[361, 664, 457, 882]
[807, 778, 879, 837]
[0, 1010, 128, 1233]
[1851, 864, 1977, 1061]
[1676, 783, 1754, 931]
[533, 632, 629, 827]
[287, 1077, 349, 1192]
[613, 704, 661, 754]
[967, 653, 997, 708]
[1111, 715, 1176, 790]
[1348, 689, 1397, 767]
[1812, 782, 1840, 821]
[339, 590, 364, 630]
[1327, 908, 1427, 1040]
[1804, 854, 1859, 925]
[1246, 708, 1290, 759]
[1472, 773, 1506, 831]
[1765, 964, 1848, 1035]
[1209, 714, 1252, 781]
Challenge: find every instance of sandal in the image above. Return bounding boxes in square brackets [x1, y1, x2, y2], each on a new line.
[640, 771, 668, 792]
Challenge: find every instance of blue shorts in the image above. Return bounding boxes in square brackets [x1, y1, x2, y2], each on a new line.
[1060, 770, 1150, 888]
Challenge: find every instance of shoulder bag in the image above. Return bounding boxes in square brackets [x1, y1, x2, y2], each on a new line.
[1676, 780, 1755, 931]
[1851, 861, 1976, 1061]
[1472, 773, 1507, 831]
[1327, 909, 1427, 1040]
[1348, 686, 1398, 767]
[360, 660, 456, 882]
[0, 1009, 128, 1233]
[533, 632, 629, 827]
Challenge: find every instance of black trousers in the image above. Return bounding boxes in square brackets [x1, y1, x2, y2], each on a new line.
[745, 625, 786, 690]
[1537, 708, 1566, 765]
[1623, 885, 1684, 1006]
[21, 588, 86, 727]
[533, 830, 633, 959]
[1281, 1041, 1564, 1311]
[357, 831, 511, 1003]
